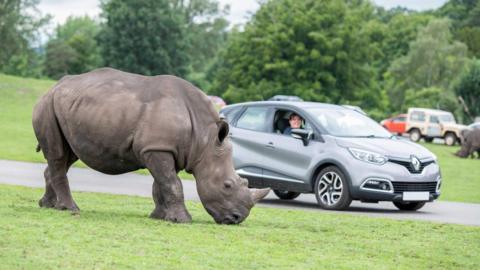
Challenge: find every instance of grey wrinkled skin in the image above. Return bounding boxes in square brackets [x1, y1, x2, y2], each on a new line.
[32, 68, 269, 224]
[456, 129, 480, 159]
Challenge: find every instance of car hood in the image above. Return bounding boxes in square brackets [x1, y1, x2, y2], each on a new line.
[335, 137, 435, 160]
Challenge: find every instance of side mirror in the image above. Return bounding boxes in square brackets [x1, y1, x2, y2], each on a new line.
[291, 129, 313, 146]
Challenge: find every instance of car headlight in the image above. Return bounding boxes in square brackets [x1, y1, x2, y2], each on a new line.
[348, 147, 387, 165]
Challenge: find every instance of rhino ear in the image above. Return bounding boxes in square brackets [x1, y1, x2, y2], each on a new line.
[216, 120, 229, 144]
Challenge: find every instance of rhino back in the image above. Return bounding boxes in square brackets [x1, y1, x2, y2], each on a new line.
[50, 68, 214, 174]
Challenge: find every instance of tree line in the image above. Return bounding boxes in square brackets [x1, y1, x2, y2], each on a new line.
[1, 0, 479, 121]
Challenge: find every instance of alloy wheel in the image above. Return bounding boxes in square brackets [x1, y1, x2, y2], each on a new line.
[317, 171, 343, 206]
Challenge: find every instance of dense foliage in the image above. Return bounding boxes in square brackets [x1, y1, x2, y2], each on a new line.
[454, 60, 480, 121]
[0, 0, 50, 77]
[208, 0, 387, 116]
[98, 0, 188, 76]
[44, 16, 102, 79]
[384, 18, 469, 113]
[438, 0, 480, 58]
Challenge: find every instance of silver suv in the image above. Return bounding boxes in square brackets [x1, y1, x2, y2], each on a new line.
[220, 101, 441, 211]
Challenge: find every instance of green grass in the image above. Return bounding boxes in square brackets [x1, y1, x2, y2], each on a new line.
[0, 74, 54, 163]
[420, 142, 480, 203]
[0, 184, 479, 269]
[0, 73, 479, 202]
[0, 73, 192, 179]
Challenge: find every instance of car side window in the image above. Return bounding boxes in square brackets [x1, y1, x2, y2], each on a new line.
[236, 107, 269, 132]
[221, 106, 243, 124]
[410, 111, 425, 122]
[273, 110, 312, 134]
[430, 115, 439, 124]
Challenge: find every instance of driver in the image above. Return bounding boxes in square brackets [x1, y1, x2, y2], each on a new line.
[283, 113, 303, 135]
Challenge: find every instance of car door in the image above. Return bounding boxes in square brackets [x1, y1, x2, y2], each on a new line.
[261, 109, 319, 192]
[427, 115, 441, 137]
[391, 116, 405, 133]
[229, 105, 273, 188]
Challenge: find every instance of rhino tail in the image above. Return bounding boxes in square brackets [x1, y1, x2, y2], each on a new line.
[36, 144, 41, 152]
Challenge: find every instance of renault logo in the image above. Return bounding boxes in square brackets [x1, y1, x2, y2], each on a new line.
[410, 155, 421, 172]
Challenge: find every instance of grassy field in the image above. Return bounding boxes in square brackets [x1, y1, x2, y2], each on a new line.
[419, 142, 480, 203]
[0, 73, 479, 202]
[0, 184, 478, 269]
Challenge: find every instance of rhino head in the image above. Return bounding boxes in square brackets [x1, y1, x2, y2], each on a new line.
[193, 120, 270, 224]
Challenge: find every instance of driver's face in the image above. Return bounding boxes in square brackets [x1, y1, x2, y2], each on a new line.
[289, 115, 302, 129]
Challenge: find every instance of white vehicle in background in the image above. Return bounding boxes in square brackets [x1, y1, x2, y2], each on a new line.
[406, 108, 467, 146]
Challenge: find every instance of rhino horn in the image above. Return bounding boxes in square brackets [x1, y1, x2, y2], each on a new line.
[250, 188, 270, 204]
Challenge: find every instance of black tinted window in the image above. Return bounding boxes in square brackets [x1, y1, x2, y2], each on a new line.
[236, 107, 269, 132]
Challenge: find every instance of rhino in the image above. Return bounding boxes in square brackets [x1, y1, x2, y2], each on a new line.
[32, 68, 269, 224]
[456, 129, 480, 159]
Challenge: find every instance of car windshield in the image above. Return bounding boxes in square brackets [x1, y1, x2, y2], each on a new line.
[439, 114, 455, 123]
[306, 108, 392, 138]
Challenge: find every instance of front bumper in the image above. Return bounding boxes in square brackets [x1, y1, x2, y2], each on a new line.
[344, 156, 442, 202]
[354, 188, 440, 202]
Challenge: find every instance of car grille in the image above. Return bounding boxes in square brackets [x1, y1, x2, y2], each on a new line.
[388, 159, 435, 174]
[392, 181, 437, 193]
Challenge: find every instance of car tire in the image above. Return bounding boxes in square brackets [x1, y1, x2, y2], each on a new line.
[314, 166, 352, 210]
[393, 201, 426, 211]
[444, 133, 457, 146]
[424, 137, 434, 143]
[273, 190, 301, 200]
[409, 129, 421, 142]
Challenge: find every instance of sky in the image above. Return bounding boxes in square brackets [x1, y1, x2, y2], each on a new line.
[37, 0, 449, 31]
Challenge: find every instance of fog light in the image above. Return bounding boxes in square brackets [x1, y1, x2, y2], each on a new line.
[381, 183, 389, 190]
[361, 179, 393, 193]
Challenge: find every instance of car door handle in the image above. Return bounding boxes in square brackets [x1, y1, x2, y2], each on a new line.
[265, 142, 275, 149]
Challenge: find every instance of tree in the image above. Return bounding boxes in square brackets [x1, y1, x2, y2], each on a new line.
[98, 0, 189, 76]
[44, 16, 102, 79]
[438, 0, 480, 57]
[455, 60, 480, 121]
[0, 0, 50, 77]
[170, 0, 230, 89]
[403, 87, 458, 113]
[374, 11, 432, 78]
[43, 39, 78, 79]
[384, 18, 470, 111]
[208, 0, 387, 115]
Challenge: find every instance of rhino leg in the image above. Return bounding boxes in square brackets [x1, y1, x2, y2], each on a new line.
[39, 154, 78, 209]
[46, 152, 80, 212]
[144, 152, 192, 223]
[38, 167, 56, 208]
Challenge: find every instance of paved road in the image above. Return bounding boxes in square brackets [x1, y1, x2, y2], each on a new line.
[1, 159, 479, 226]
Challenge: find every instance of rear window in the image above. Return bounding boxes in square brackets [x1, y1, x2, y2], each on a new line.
[430, 115, 440, 124]
[236, 107, 269, 132]
[410, 111, 425, 122]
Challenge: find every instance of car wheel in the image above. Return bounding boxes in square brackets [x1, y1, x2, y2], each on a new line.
[424, 137, 434, 143]
[409, 129, 421, 142]
[273, 190, 300, 200]
[393, 201, 426, 211]
[314, 166, 352, 210]
[444, 133, 457, 146]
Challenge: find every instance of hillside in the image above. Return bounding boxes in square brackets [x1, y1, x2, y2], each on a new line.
[0, 74, 55, 162]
